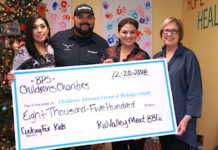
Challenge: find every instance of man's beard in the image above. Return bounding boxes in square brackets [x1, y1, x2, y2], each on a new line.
[74, 23, 94, 36]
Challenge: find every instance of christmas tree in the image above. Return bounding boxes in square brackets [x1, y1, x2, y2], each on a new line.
[0, 0, 45, 149]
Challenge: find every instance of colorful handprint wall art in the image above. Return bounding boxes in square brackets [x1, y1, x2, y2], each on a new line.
[42, 0, 72, 36]
[102, 0, 152, 57]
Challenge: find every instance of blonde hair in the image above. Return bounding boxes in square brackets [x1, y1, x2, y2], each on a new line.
[160, 17, 184, 42]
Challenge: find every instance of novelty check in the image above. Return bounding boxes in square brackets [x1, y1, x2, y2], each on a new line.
[12, 59, 177, 150]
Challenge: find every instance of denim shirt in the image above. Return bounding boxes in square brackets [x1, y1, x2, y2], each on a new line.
[153, 43, 202, 148]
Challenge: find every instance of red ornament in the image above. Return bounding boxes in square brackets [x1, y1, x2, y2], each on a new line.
[19, 40, 25, 48]
[37, 3, 46, 17]
[19, 23, 26, 31]
[5, 7, 10, 13]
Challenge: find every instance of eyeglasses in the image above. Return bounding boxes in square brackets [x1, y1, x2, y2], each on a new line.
[162, 29, 179, 35]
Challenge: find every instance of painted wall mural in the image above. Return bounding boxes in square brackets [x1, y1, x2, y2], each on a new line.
[42, 0, 72, 36]
[101, 0, 152, 57]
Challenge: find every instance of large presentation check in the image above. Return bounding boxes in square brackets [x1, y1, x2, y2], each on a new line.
[12, 59, 177, 150]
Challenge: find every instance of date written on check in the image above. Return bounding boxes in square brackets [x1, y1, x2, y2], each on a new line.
[112, 68, 148, 79]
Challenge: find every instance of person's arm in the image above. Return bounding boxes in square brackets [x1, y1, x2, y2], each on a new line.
[177, 50, 202, 136]
[7, 70, 15, 84]
[176, 115, 191, 136]
[185, 51, 202, 117]
[7, 46, 28, 83]
[101, 47, 117, 63]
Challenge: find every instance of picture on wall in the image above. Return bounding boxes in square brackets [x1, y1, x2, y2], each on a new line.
[0, 22, 21, 36]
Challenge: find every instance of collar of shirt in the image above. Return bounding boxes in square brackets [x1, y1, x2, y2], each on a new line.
[162, 42, 184, 57]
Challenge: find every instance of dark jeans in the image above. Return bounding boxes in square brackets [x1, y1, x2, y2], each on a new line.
[57, 145, 90, 150]
[112, 139, 146, 150]
[159, 135, 193, 150]
[75, 145, 90, 150]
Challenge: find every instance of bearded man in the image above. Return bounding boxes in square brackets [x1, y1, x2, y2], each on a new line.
[50, 4, 109, 67]
[50, 3, 109, 150]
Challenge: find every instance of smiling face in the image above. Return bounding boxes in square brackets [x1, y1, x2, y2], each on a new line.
[118, 23, 137, 47]
[32, 18, 49, 44]
[161, 22, 180, 47]
[73, 13, 95, 37]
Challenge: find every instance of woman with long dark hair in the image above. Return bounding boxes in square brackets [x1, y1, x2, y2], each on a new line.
[13, 14, 54, 69]
[101, 17, 150, 150]
[7, 14, 55, 81]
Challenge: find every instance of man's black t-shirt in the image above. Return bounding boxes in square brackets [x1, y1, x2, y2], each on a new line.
[50, 28, 109, 67]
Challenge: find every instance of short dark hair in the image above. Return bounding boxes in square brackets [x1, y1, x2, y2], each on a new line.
[160, 17, 184, 41]
[25, 14, 50, 60]
[118, 17, 139, 32]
